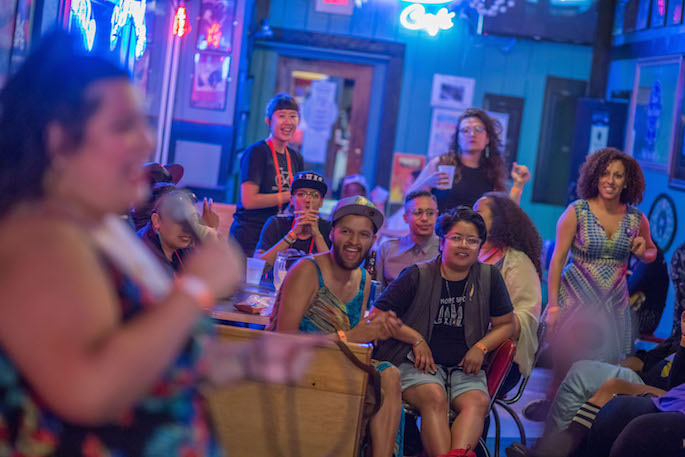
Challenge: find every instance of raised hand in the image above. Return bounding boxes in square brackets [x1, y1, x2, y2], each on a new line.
[511, 162, 531, 187]
[201, 197, 220, 229]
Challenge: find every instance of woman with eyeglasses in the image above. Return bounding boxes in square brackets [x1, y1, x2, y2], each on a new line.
[410, 108, 530, 214]
[373, 207, 514, 457]
[474, 192, 542, 393]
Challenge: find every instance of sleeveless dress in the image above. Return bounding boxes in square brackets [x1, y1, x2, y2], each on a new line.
[558, 199, 642, 362]
[268, 257, 404, 457]
[0, 257, 222, 457]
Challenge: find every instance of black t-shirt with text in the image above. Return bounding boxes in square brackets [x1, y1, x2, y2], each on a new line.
[432, 166, 494, 214]
[374, 264, 513, 367]
[233, 140, 305, 228]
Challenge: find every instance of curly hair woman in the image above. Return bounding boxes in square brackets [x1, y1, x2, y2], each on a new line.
[474, 192, 542, 392]
[410, 108, 531, 213]
[525, 147, 657, 421]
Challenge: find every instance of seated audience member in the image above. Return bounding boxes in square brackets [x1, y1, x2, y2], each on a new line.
[255, 171, 331, 270]
[269, 196, 404, 457]
[474, 192, 541, 392]
[341, 174, 369, 198]
[373, 206, 515, 457]
[670, 241, 685, 335]
[230, 93, 305, 257]
[628, 245, 669, 337]
[376, 169, 422, 244]
[376, 190, 440, 290]
[138, 190, 217, 276]
[507, 311, 685, 457]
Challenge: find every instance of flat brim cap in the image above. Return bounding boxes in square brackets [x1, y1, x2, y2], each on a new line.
[331, 196, 384, 232]
[292, 171, 328, 197]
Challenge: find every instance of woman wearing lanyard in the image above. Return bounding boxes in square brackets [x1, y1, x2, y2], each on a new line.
[230, 93, 305, 257]
[255, 171, 332, 271]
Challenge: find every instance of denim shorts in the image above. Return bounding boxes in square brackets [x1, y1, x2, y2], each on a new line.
[398, 362, 489, 402]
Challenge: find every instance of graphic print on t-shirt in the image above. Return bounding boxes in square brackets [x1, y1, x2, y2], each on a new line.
[435, 294, 465, 327]
[430, 278, 470, 367]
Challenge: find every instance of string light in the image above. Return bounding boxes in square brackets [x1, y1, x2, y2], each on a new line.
[173, 5, 190, 37]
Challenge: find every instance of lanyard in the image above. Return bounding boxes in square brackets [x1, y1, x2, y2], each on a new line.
[290, 218, 315, 254]
[266, 139, 293, 211]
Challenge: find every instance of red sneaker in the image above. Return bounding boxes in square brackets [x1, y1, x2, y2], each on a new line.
[438, 447, 476, 457]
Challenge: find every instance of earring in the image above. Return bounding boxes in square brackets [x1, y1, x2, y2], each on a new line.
[484, 145, 490, 158]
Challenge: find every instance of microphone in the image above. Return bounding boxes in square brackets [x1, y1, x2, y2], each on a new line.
[163, 189, 206, 244]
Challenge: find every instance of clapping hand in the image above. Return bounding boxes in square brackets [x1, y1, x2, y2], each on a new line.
[292, 210, 320, 237]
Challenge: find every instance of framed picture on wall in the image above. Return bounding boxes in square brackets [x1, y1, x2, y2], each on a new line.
[190, 52, 230, 110]
[430, 74, 475, 110]
[626, 56, 684, 172]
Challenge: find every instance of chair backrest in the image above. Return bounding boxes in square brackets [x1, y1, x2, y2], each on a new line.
[204, 325, 372, 457]
[486, 339, 516, 403]
[212, 202, 236, 240]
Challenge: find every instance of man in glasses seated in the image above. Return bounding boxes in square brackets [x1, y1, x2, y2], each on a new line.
[373, 206, 514, 457]
[376, 190, 440, 291]
[255, 171, 331, 271]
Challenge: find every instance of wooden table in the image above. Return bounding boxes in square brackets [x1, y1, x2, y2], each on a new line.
[211, 283, 275, 327]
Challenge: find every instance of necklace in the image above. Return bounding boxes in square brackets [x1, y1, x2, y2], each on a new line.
[441, 266, 468, 304]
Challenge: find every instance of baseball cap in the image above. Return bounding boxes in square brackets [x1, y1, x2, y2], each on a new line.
[292, 171, 327, 197]
[331, 196, 384, 233]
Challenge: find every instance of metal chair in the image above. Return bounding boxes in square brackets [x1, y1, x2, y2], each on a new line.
[492, 321, 547, 448]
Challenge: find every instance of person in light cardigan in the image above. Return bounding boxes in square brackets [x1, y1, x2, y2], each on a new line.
[474, 192, 542, 390]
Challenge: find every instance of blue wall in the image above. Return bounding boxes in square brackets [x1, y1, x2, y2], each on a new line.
[608, 36, 685, 337]
[255, 0, 595, 241]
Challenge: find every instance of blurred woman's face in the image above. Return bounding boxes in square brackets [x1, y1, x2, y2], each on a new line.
[50, 79, 154, 217]
[457, 116, 489, 155]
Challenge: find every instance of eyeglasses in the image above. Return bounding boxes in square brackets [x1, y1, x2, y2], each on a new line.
[458, 125, 485, 136]
[444, 234, 481, 248]
[410, 209, 438, 218]
[294, 190, 322, 200]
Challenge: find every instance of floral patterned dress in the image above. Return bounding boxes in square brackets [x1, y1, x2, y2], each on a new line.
[558, 199, 642, 362]
[0, 258, 222, 457]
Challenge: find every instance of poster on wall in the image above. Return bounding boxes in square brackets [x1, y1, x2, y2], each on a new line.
[190, 53, 230, 110]
[196, 0, 236, 53]
[315, 0, 354, 15]
[427, 108, 509, 161]
[627, 57, 682, 171]
[390, 153, 426, 203]
[301, 79, 338, 164]
[0, 0, 18, 86]
[430, 74, 475, 110]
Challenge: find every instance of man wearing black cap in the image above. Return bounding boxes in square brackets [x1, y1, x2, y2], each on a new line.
[230, 93, 305, 256]
[255, 171, 331, 270]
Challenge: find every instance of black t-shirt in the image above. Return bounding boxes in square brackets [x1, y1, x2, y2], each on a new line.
[432, 166, 494, 214]
[255, 215, 332, 255]
[430, 278, 468, 367]
[374, 264, 513, 367]
[233, 140, 305, 228]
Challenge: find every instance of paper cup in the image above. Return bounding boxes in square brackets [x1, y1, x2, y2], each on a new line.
[437, 165, 455, 190]
[245, 257, 266, 285]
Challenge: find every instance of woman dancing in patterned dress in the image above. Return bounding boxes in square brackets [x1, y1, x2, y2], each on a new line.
[524, 147, 657, 421]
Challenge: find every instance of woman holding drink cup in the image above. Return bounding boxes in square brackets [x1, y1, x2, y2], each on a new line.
[409, 108, 531, 214]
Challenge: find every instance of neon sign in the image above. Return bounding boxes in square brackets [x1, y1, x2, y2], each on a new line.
[110, 0, 147, 59]
[173, 6, 190, 37]
[70, 0, 96, 51]
[400, 3, 455, 36]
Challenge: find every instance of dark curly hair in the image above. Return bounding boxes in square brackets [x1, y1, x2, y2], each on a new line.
[435, 205, 487, 247]
[0, 30, 128, 218]
[444, 108, 506, 192]
[576, 147, 645, 205]
[480, 192, 542, 279]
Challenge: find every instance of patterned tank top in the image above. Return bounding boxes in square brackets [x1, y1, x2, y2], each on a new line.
[0, 257, 223, 457]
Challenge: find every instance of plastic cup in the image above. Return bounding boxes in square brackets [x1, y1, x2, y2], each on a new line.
[437, 165, 455, 190]
[245, 257, 266, 285]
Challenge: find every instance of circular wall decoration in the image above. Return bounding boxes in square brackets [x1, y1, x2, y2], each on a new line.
[648, 193, 677, 252]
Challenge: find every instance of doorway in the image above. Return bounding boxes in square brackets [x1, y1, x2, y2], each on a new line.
[275, 56, 374, 194]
